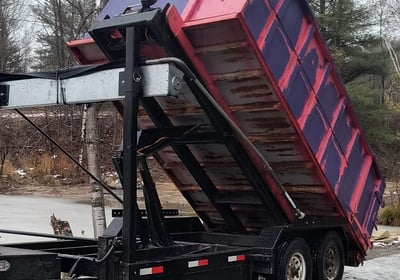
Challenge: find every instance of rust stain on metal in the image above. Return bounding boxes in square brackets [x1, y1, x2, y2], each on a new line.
[238, 92, 274, 99]
[215, 185, 254, 191]
[212, 69, 265, 81]
[248, 118, 291, 129]
[272, 162, 314, 171]
[163, 107, 204, 116]
[231, 84, 270, 94]
[199, 161, 238, 168]
[195, 41, 249, 54]
[229, 102, 280, 112]
[284, 185, 327, 194]
[220, 47, 254, 63]
[247, 133, 298, 142]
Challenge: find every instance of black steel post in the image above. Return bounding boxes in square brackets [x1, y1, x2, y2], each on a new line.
[139, 156, 173, 247]
[121, 26, 141, 279]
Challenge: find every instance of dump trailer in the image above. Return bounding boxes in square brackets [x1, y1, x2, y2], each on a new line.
[0, 0, 385, 279]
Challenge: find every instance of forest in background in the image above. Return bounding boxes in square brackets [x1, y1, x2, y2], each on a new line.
[2, 0, 400, 222]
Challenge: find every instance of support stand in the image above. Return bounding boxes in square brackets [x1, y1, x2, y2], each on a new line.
[121, 26, 142, 279]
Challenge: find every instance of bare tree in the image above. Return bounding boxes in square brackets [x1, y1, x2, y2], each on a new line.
[32, 0, 97, 69]
[0, 0, 28, 179]
[86, 104, 106, 237]
[0, 122, 17, 175]
[33, 0, 109, 238]
[0, 0, 27, 72]
[80, 0, 110, 238]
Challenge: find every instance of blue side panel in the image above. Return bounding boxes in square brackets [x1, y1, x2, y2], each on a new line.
[155, 0, 188, 13]
[317, 75, 338, 123]
[357, 171, 375, 223]
[303, 106, 328, 154]
[334, 108, 353, 154]
[99, 0, 188, 19]
[337, 139, 364, 205]
[301, 48, 320, 87]
[366, 180, 385, 233]
[244, 0, 270, 40]
[268, 0, 280, 9]
[263, 25, 291, 81]
[321, 138, 342, 190]
[277, 0, 304, 50]
[259, 0, 384, 247]
[283, 69, 310, 119]
[98, 0, 137, 19]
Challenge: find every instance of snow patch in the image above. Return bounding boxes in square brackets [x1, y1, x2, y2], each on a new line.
[344, 254, 400, 279]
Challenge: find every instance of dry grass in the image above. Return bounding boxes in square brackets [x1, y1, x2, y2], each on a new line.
[18, 153, 76, 177]
[379, 203, 400, 226]
[53, 154, 77, 178]
[33, 153, 53, 175]
[3, 153, 84, 186]
[1, 160, 15, 175]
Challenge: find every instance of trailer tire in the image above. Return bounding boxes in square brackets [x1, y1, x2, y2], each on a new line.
[315, 232, 344, 280]
[276, 238, 312, 280]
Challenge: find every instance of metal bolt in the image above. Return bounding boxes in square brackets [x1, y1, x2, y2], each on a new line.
[133, 72, 142, 83]
[171, 76, 182, 91]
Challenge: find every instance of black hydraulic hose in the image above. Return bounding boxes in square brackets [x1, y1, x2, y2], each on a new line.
[15, 109, 123, 204]
[67, 246, 116, 276]
[145, 58, 306, 219]
[67, 241, 117, 277]
[68, 257, 84, 277]
[95, 244, 116, 263]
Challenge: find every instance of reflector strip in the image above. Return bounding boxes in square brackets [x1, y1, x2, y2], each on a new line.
[139, 266, 164, 276]
[188, 259, 209, 268]
[228, 255, 246, 263]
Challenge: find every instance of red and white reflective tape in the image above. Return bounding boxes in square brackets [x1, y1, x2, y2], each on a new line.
[228, 255, 246, 263]
[139, 266, 164, 276]
[188, 259, 209, 268]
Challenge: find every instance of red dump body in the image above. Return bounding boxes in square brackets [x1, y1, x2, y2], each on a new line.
[70, 0, 385, 255]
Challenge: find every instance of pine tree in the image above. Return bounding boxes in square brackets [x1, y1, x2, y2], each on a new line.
[309, 0, 385, 83]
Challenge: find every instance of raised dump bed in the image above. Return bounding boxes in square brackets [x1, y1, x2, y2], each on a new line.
[161, 0, 384, 252]
[70, 0, 385, 257]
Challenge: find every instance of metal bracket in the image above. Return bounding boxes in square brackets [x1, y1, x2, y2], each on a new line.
[119, 63, 183, 98]
[0, 85, 9, 106]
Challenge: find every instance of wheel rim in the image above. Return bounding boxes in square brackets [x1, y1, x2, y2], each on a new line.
[286, 252, 306, 280]
[323, 242, 340, 280]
